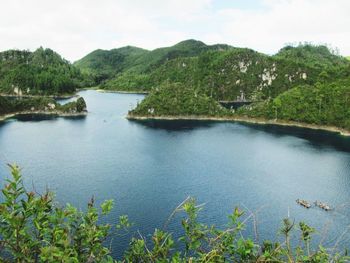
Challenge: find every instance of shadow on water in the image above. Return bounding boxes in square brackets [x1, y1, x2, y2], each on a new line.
[3, 114, 87, 123]
[130, 118, 350, 152]
[238, 122, 350, 152]
[128, 119, 215, 131]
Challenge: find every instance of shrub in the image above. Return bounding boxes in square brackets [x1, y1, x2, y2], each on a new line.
[0, 165, 348, 262]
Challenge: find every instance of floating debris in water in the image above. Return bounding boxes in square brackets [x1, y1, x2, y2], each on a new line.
[296, 199, 311, 208]
[315, 201, 331, 211]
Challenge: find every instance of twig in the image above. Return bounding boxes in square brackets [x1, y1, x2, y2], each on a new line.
[162, 196, 191, 230]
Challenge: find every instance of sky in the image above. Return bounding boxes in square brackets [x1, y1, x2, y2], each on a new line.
[0, 0, 349, 62]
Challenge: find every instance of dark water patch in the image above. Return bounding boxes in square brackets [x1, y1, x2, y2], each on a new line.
[238, 122, 350, 152]
[5, 113, 87, 122]
[219, 101, 253, 109]
[10, 113, 59, 122]
[129, 119, 215, 131]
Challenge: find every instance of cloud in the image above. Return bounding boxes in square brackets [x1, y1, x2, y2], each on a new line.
[0, 0, 349, 62]
[208, 0, 350, 55]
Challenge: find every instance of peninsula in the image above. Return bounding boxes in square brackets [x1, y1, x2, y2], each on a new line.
[0, 96, 87, 122]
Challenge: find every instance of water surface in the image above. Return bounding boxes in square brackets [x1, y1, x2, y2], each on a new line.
[0, 90, 350, 257]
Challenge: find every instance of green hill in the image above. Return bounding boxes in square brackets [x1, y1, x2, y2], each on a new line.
[75, 39, 233, 85]
[108, 44, 349, 101]
[126, 39, 232, 73]
[8, 40, 344, 132]
[126, 42, 350, 132]
[0, 48, 91, 95]
[145, 48, 320, 100]
[73, 46, 148, 81]
[275, 44, 349, 69]
[128, 82, 229, 117]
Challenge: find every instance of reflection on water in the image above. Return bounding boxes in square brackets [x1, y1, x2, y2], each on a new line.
[12, 114, 87, 122]
[130, 119, 215, 131]
[131, 119, 350, 152]
[239, 122, 350, 152]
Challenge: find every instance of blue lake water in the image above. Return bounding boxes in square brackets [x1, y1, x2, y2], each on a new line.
[0, 90, 350, 258]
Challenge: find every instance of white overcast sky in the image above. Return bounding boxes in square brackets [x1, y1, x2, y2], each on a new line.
[0, 0, 349, 62]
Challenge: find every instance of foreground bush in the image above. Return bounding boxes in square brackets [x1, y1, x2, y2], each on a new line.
[0, 165, 348, 262]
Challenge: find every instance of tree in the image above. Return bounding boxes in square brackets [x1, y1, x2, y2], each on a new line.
[76, 97, 87, 112]
[273, 97, 282, 119]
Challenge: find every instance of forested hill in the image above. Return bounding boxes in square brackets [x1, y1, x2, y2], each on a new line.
[118, 41, 350, 132]
[74, 39, 232, 82]
[275, 45, 349, 69]
[73, 46, 149, 82]
[0, 47, 92, 96]
[83, 41, 348, 103]
[2, 41, 348, 131]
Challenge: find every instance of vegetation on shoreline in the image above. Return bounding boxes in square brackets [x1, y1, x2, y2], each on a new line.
[0, 95, 87, 117]
[0, 165, 348, 262]
[98, 41, 348, 132]
[237, 78, 350, 131]
[4, 40, 339, 133]
[2, 40, 349, 132]
[129, 83, 230, 117]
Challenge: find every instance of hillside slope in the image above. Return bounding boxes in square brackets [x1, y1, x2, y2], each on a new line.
[237, 78, 350, 131]
[128, 83, 229, 117]
[108, 44, 349, 101]
[127, 43, 350, 132]
[275, 44, 349, 69]
[0, 48, 91, 95]
[73, 46, 148, 81]
[75, 39, 233, 85]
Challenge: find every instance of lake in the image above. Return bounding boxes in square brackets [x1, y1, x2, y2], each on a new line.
[1, 90, 350, 257]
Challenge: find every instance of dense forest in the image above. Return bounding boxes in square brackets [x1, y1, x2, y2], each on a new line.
[75, 40, 232, 89]
[0, 48, 93, 96]
[128, 82, 229, 117]
[76, 41, 349, 100]
[75, 40, 350, 131]
[1, 40, 349, 131]
[237, 78, 350, 130]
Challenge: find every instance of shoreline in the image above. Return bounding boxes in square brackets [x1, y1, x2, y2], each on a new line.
[0, 111, 87, 122]
[126, 114, 350, 137]
[96, 89, 149, 95]
[0, 93, 78, 99]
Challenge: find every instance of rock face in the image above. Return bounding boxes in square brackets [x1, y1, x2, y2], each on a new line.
[13, 87, 23, 96]
[48, 103, 56, 110]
